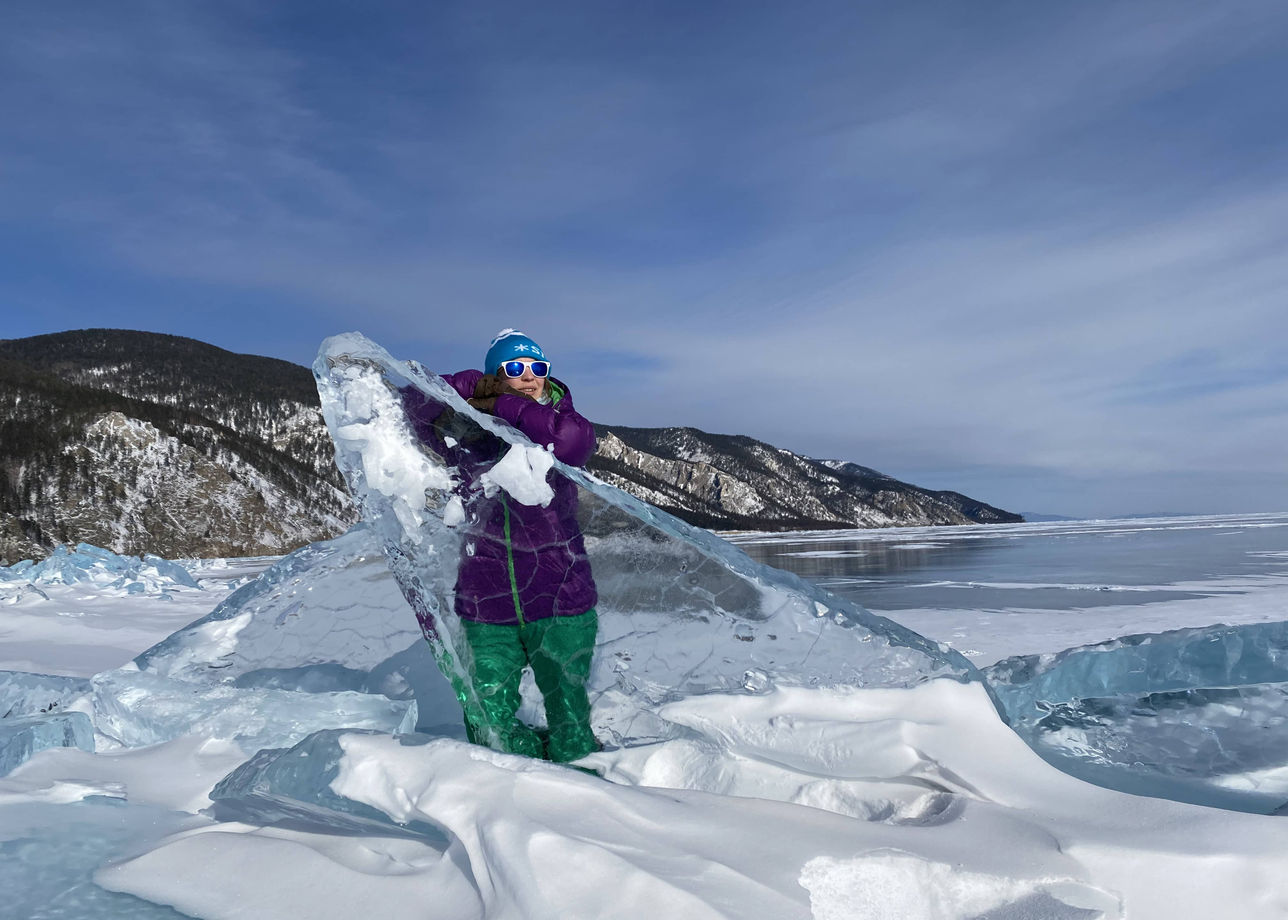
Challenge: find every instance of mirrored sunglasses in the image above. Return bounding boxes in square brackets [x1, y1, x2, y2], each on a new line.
[501, 359, 550, 378]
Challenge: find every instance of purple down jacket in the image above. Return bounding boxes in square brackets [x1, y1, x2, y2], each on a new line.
[402, 370, 598, 626]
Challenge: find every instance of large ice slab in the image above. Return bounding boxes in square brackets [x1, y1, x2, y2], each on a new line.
[134, 528, 402, 682]
[314, 333, 980, 751]
[130, 525, 464, 732]
[987, 619, 1288, 814]
[80, 524, 460, 752]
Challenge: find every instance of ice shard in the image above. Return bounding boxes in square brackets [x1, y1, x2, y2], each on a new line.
[208, 728, 449, 842]
[0, 664, 94, 767]
[136, 527, 414, 685]
[0, 671, 93, 771]
[986, 619, 1288, 815]
[0, 712, 94, 776]
[130, 525, 464, 733]
[0, 670, 92, 720]
[313, 333, 980, 750]
[95, 526, 460, 751]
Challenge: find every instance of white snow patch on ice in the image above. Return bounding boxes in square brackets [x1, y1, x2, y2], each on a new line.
[884, 574, 1288, 664]
[97, 826, 479, 920]
[4, 734, 247, 813]
[331, 369, 451, 540]
[800, 852, 1051, 920]
[442, 495, 466, 527]
[0, 777, 124, 806]
[148, 611, 252, 675]
[478, 444, 555, 507]
[782, 549, 869, 558]
[0, 576, 233, 677]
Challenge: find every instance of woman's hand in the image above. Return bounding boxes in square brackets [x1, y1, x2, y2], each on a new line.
[468, 376, 536, 413]
[473, 374, 505, 399]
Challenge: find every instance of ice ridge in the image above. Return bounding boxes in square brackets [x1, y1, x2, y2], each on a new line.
[0, 543, 200, 595]
[986, 619, 1288, 814]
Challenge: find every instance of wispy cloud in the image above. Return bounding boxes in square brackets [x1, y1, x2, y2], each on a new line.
[2, 0, 1286, 515]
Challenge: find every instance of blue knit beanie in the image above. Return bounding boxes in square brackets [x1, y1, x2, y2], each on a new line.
[485, 329, 547, 373]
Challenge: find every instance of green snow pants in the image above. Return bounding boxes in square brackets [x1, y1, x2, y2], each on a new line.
[459, 608, 598, 763]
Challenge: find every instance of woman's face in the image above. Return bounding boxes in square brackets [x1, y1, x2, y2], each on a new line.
[499, 359, 547, 401]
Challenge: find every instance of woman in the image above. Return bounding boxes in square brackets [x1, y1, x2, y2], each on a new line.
[404, 329, 599, 763]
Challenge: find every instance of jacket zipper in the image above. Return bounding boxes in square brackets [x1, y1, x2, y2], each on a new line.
[501, 495, 525, 626]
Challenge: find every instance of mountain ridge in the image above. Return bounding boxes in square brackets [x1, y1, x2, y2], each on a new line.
[591, 424, 1019, 531]
[0, 329, 1021, 562]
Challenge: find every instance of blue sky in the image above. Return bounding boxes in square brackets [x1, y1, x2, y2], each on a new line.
[2, 1, 1287, 518]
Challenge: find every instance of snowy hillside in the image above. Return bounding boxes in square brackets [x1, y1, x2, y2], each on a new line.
[0, 330, 355, 562]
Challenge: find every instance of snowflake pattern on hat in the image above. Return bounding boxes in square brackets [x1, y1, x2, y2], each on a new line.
[485, 330, 547, 373]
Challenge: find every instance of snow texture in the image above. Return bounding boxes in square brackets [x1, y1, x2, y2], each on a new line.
[1, 519, 1287, 916]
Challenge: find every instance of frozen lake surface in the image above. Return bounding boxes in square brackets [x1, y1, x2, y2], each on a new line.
[731, 512, 1288, 664]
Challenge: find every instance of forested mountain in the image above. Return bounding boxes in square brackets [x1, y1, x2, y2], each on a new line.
[0, 331, 352, 562]
[0, 329, 1020, 563]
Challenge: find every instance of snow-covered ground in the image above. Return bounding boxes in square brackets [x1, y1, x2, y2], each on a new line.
[2, 516, 1287, 919]
[0, 548, 275, 677]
